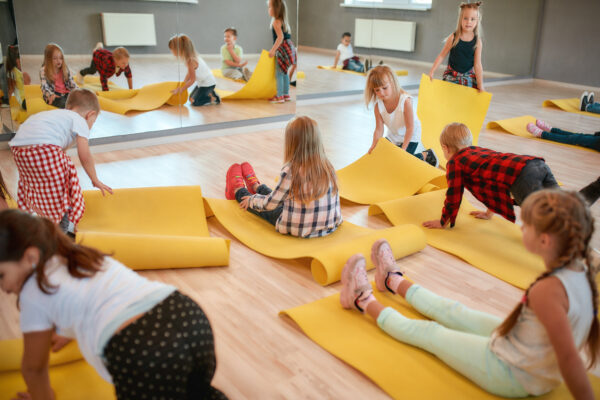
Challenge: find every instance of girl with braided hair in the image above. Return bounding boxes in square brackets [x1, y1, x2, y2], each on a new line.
[339, 189, 597, 398]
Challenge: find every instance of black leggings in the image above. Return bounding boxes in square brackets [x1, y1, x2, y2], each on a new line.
[104, 291, 227, 400]
[235, 184, 283, 226]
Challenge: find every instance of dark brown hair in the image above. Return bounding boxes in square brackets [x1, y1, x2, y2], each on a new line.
[224, 27, 238, 37]
[0, 209, 104, 294]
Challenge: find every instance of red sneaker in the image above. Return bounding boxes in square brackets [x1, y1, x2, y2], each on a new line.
[268, 96, 284, 104]
[225, 163, 244, 200]
[241, 162, 260, 194]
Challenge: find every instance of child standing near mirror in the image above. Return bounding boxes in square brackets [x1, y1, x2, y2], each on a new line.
[79, 43, 133, 92]
[6, 45, 31, 110]
[221, 27, 252, 82]
[169, 34, 220, 107]
[40, 43, 77, 109]
[267, 0, 296, 104]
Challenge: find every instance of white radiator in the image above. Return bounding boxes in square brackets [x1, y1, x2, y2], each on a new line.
[101, 13, 157, 46]
[354, 19, 416, 52]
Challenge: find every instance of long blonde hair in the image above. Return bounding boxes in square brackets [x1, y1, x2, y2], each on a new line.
[168, 34, 198, 65]
[364, 65, 407, 107]
[269, 0, 291, 33]
[450, 2, 483, 48]
[284, 116, 338, 203]
[43, 43, 69, 84]
[496, 190, 599, 367]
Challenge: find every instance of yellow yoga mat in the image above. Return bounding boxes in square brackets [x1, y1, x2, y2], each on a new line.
[0, 339, 114, 400]
[337, 138, 447, 204]
[76, 186, 230, 270]
[487, 115, 597, 152]
[204, 197, 426, 285]
[79, 75, 126, 92]
[95, 81, 187, 114]
[281, 286, 600, 400]
[417, 74, 492, 167]
[317, 65, 408, 77]
[215, 50, 277, 100]
[10, 85, 56, 123]
[212, 68, 246, 83]
[369, 190, 546, 290]
[296, 70, 305, 79]
[543, 98, 600, 118]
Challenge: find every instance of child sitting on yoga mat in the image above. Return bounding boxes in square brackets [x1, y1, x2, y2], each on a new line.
[9, 89, 112, 236]
[224, 116, 342, 238]
[79, 43, 133, 91]
[40, 43, 77, 109]
[169, 34, 220, 106]
[429, 2, 485, 92]
[0, 210, 228, 400]
[526, 118, 600, 152]
[6, 45, 31, 110]
[333, 32, 365, 73]
[423, 123, 558, 229]
[267, 0, 296, 103]
[341, 189, 597, 399]
[365, 65, 438, 167]
[221, 27, 252, 82]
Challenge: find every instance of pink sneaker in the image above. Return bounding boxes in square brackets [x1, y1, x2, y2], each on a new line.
[269, 96, 284, 104]
[371, 239, 403, 293]
[225, 163, 244, 200]
[283, 94, 292, 102]
[526, 123, 543, 138]
[535, 119, 552, 132]
[340, 254, 372, 312]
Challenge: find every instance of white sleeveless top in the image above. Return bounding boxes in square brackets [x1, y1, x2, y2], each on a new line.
[490, 260, 593, 395]
[195, 55, 216, 87]
[376, 94, 424, 152]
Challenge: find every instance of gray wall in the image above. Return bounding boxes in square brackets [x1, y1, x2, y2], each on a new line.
[299, 0, 541, 76]
[534, 0, 600, 87]
[0, 1, 18, 52]
[13, 0, 298, 55]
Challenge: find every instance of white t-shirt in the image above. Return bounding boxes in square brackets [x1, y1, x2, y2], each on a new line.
[8, 109, 90, 149]
[337, 43, 354, 62]
[19, 256, 175, 382]
[196, 55, 216, 87]
[377, 94, 424, 152]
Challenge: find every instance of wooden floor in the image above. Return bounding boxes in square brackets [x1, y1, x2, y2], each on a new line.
[0, 79, 599, 399]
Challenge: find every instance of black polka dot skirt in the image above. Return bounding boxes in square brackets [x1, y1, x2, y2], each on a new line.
[104, 291, 227, 400]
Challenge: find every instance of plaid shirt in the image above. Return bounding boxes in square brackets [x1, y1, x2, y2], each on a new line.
[275, 39, 296, 74]
[93, 48, 132, 91]
[441, 146, 539, 227]
[249, 164, 342, 238]
[39, 67, 77, 103]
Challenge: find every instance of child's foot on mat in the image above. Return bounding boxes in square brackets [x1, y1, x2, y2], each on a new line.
[225, 163, 245, 200]
[526, 123, 543, 138]
[340, 254, 375, 312]
[371, 239, 404, 294]
[535, 119, 552, 132]
[283, 94, 292, 102]
[241, 162, 260, 194]
[269, 96, 285, 104]
[580, 91, 589, 111]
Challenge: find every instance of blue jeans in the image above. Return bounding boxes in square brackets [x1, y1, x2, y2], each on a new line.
[344, 58, 364, 73]
[235, 184, 282, 226]
[378, 285, 528, 397]
[586, 102, 600, 114]
[275, 63, 289, 97]
[542, 128, 600, 152]
[509, 159, 558, 205]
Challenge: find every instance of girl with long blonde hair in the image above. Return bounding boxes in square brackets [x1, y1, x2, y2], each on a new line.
[225, 116, 342, 238]
[40, 43, 77, 108]
[267, 0, 296, 103]
[168, 34, 220, 106]
[340, 189, 597, 398]
[429, 2, 485, 91]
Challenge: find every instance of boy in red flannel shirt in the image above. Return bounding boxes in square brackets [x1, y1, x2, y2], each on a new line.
[79, 44, 133, 91]
[423, 122, 558, 229]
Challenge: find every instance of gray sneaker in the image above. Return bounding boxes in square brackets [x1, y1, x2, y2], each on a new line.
[425, 149, 439, 167]
[242, 67, 252, 82]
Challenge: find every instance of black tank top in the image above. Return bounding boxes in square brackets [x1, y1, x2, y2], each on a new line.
[272, 26, 291, 43]
[448, 35, 476, 73]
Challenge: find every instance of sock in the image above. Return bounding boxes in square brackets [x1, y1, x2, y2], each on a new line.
[355, 291, 375, 313]
[386, 272, 405, 294]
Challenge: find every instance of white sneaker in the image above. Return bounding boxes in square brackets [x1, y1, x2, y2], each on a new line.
[340, 254, 372, 311]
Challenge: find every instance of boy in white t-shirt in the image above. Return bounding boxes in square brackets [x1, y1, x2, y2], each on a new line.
[220, 27, 252, 82]
[333, 32, 365, 73]
[9, 88, 112, 235]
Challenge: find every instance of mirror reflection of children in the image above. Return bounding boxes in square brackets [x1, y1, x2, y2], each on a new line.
[79, 43, 133, 91]
[221, 27, 252, 82]
[169, 34, 220, 107]
[6, 45, 31, 110]
[267, 0, 296, 103]
[333, 32, 365, 73]
[341, 189, 597, 399]
[0, 170, 11, 211]
[40, 43, 77, 109]
[526, 119, 599, 152]
[580, 91, 600, 114]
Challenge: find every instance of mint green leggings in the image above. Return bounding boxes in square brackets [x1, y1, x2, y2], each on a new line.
[377, 285, 529, 397]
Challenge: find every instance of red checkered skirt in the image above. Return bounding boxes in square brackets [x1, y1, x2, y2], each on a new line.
[11, 144, 85, 226]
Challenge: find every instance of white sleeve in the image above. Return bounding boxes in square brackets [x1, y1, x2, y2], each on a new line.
[72, 115, 91, 140]
[19, 293, 54, 333]
[336, 44, 344, 52]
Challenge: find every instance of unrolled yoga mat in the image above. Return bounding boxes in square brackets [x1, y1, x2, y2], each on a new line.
[10, 85, 56, 123]
[95, 81, 187, 114]
[317, 65, 408, 77]
[203, 197, 425, 285]
[543, 98, 600, 118]
[337, 138, 446, 204]
[0, 339, 114, 400]
[80, 75, 126, 92]
[417, 74, 492, 167]
[212, 68, 246, 83]
[280, 287, 600, 399]
[369, 190, 546, 290]
[487, 115, 597, 152]
[215, 50, 277, 100]
[76, 186, 229, 270]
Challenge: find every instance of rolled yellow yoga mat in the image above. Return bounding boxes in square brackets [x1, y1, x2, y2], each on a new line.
[204, 197, 426, 285]
[215, 50, 277, 100]
[543, 98, 600, 118]
[95, 81, 187, 114]
[337, 138, 446, 205]
[317, 65, 408, 76]
[76, 186, 230, 270]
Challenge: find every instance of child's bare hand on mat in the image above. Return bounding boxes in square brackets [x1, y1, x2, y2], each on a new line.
[51, 333, 72, 352]
[478, 86, 486, 93]
[12, 392, 32, 400]
[423, 220, 443, 229]
[240, 61, 248, 67]
[269, 49, 276, 58]
[93, 180, 113, 196]
[470, 210, 493, 219]
[367, 145, 376, 154]
[239, 196, 251, 210]
[171, 87, 180, 95]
